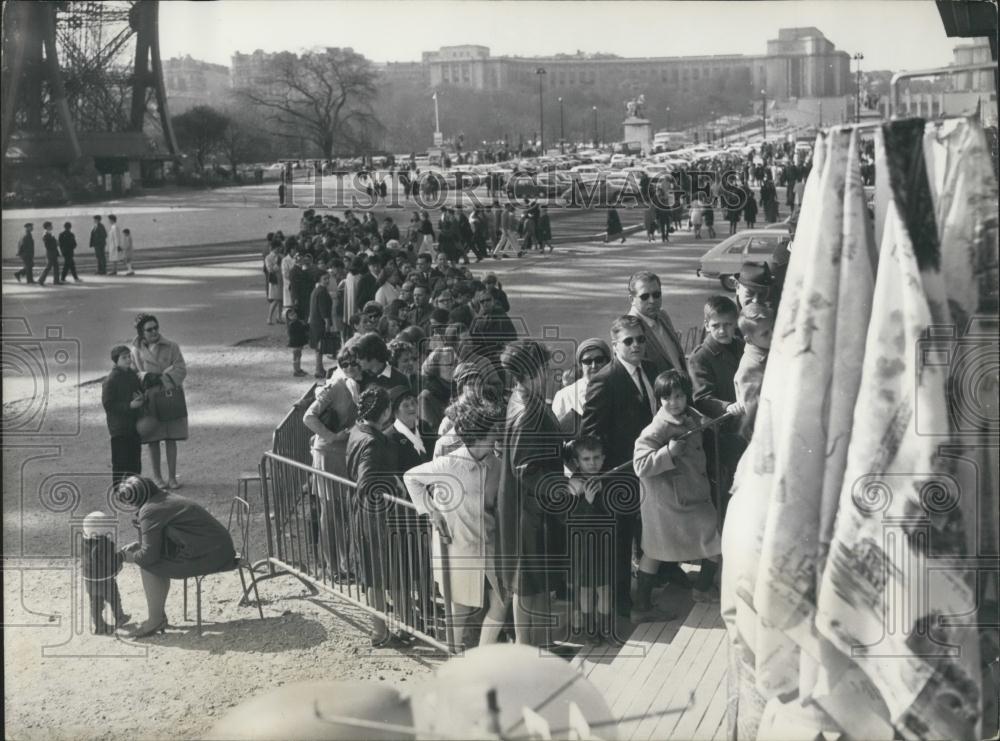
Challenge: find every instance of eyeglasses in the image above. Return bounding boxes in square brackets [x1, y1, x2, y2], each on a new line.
[635, 291, 662, 301]
[581, 356, 607, 366]
[618, 335, 646, 346]
[341, 361, 360, 368]
[143, 326, 159, 332]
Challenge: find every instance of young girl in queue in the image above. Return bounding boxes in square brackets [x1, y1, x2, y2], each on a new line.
[633, 370, 722, 608]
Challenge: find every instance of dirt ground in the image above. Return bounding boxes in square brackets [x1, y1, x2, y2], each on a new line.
[3, 337, 446, 740]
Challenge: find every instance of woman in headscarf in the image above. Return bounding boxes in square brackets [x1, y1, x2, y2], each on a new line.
[551, 338, 611, 436]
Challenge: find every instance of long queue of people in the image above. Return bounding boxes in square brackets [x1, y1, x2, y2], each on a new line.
[283, 235, 787, 650]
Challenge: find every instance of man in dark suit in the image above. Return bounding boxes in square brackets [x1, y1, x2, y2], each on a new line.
[625, 271, 688, 378]
[582, 315, 665, 630]
[89, 215, 108, 275]
[356, 255, 381, 307]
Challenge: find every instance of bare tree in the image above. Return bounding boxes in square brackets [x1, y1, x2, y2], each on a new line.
[172, 105, 231, 171]
[236, 47, 381, 159]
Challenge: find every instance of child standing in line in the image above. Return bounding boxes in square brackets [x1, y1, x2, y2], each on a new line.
[565, 436, 616, 646]
[634, 371, 722, 605]
[102, 345, 144, 487]
[81, 511, 130, 634]
[734, 303, 774, 440]
[122, 228, 135, 276]
[286, 308, 310, 377]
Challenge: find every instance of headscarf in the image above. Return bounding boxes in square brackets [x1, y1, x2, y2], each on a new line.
[575, 337, 611, 366]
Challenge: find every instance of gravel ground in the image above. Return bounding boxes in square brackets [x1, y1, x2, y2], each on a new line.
[3, 340, 442, 740]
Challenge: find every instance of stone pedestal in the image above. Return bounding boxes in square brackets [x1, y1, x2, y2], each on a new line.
[622, 117, 652, 155]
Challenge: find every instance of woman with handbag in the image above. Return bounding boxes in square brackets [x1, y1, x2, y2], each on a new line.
[116, 475, 235, 637]
[308, 270, 335, 379]
[131, 313, 187, 490]
[303, 346, 361, 579]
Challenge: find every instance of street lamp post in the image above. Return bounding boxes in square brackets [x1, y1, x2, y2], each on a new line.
[558, 96, 565, 153]
[853, 52, 864, 123]
[592, 106, 598, 147]
[536, 67, 546, 153]
[665, 106, 670, 130]
[760, 88, 767, 142]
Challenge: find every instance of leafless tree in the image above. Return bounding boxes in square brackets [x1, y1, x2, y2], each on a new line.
[236, 47, 381, 159]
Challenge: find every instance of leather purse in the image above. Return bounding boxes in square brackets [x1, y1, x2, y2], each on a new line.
[150, 386, 188, 422]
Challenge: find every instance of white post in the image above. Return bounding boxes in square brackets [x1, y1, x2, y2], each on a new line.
[433, 92, 440, 134]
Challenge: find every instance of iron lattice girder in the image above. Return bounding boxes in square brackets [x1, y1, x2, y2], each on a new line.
[1, 0, 178, 161]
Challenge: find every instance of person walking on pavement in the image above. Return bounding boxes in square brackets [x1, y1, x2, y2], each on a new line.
[538, 205, 553, 253]
[90, 215, 108, 275]
[107, 214, 122, 276]
[59, 222, 82, 283]
[38, 221, 62, 286]
[14, 223, 35, 284]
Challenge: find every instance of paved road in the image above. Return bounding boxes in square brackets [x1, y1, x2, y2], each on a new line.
[2, 221, 725, 394]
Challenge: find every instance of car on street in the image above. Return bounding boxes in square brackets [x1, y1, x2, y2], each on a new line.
[697, 228, 791, 291]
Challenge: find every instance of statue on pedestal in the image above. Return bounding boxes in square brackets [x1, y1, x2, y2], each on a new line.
[625, 94, 646, 119]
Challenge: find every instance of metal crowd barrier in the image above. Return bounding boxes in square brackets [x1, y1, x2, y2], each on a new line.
[258, 451, 455, 654]
[270, 383, 318, 464]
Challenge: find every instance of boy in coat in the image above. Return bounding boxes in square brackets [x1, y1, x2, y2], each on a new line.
[102, 345, 145, 486]
[688, 295, 745, 520]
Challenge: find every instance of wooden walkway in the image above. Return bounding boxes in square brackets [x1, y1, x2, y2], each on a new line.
[572, 601, 728, 741]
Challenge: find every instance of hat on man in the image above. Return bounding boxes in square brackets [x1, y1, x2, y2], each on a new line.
[738, 261, 773, 290]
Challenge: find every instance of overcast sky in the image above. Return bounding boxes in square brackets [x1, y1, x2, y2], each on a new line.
[160, 1, 963, 71]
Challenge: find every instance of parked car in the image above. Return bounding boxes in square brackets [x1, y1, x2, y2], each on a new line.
[697, 228, 791, 291]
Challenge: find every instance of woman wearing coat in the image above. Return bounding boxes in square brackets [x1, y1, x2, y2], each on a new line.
[308, 271, 334, 379]
[346, 387, 407, 648]
[633, 370, 721, 608]
[743, 190, 759, 228]
[498, 340, 566, 647]
[131, 313, 187, 490]
[116, 475, 235, 637]
[404, 396, 507, 652]
[303, 346, 361, 580]
[760, 175, 779, 223]
[264, 242, 284, 325]
[604, 208, 625, 243]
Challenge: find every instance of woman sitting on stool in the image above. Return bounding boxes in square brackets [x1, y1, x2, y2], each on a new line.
[116, 475, 235, 638]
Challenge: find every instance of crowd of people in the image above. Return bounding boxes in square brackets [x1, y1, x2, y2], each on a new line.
[253, 198, 792, 650]
[83, 191, 792, 648]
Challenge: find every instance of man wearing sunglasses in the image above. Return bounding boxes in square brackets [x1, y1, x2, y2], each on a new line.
[582, 315, 666, 630]
[626, 271, 688, 377]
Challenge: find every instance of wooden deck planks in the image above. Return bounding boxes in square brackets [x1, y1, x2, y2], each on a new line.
[572, 600, 731, 741]
[627, 607, 723, 741]
[660, 628, 729, 740]
[611, 603, 711, 728]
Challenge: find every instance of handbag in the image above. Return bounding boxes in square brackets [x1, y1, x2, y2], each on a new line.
[150, 386, 188, 422]
[267, 271, 278, 284]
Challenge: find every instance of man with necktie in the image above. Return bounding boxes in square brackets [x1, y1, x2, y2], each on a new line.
[582, 315, 667, 636]
[625, 271, 688, 378]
